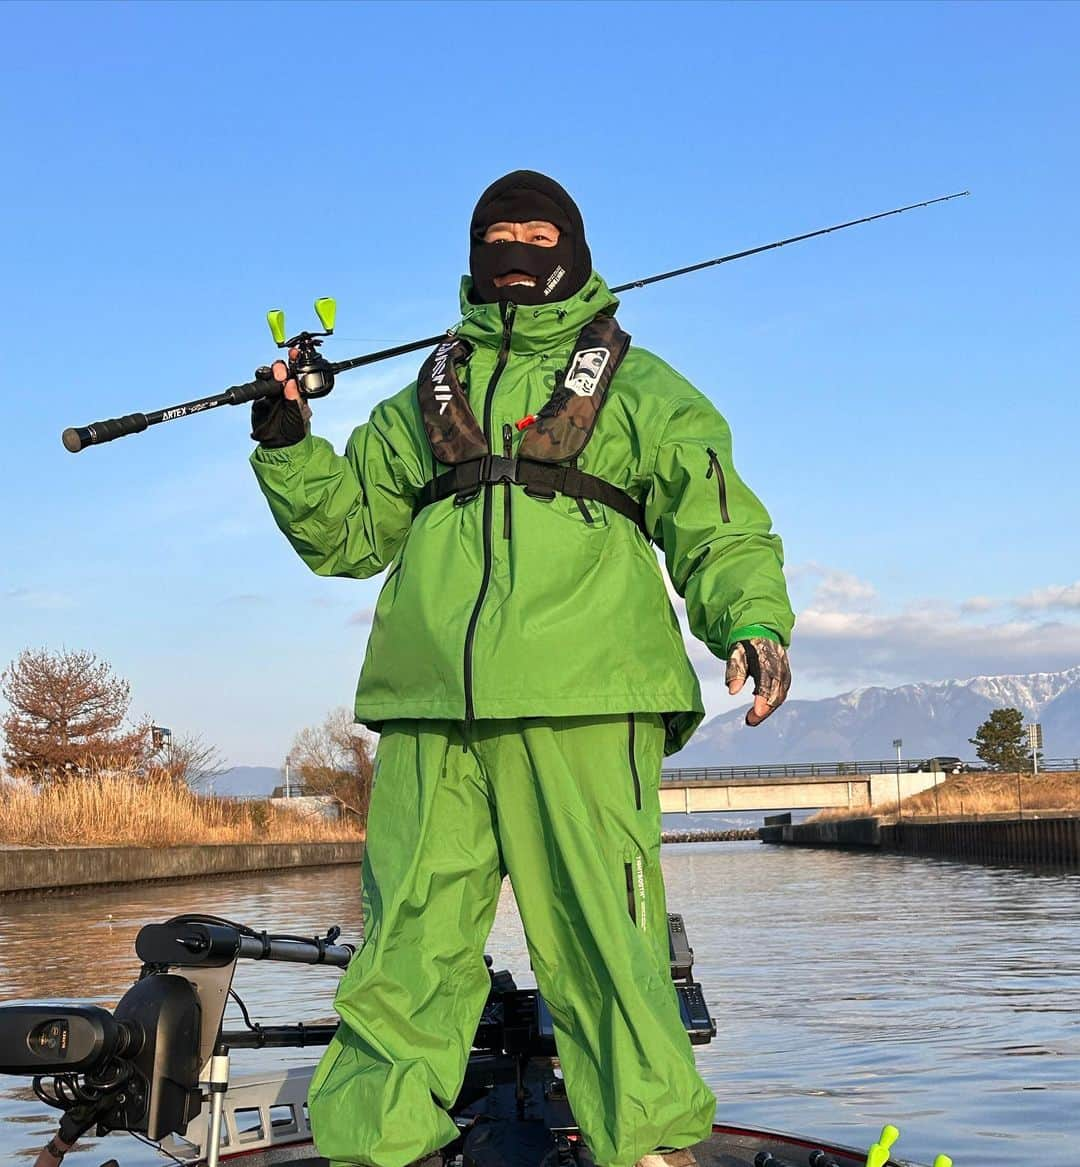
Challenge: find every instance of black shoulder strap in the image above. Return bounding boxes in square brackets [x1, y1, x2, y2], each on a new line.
[415, 335, 486, 464]
[416, 315, 631, 466]
[519, 314, 631, 463]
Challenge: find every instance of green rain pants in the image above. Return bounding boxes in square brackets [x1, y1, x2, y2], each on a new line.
[307, 716, 716, 1167]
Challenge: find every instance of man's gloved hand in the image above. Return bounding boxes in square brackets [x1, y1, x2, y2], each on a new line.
[726, 637, 791, 727]
[250, 352, 312, 448]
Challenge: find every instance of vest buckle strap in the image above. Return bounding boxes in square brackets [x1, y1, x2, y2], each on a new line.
[482, 455, 518, 485]
[416, 457, 650, 541]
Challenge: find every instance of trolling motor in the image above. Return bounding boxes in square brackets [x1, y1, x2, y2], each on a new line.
[0, 916, 353, 1167]
[60, 192, 969, 454]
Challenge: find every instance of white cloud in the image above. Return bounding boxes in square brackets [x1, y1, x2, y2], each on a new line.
[814, 570, 877, 611]
[792, 601, 1080, 687]
[1014, 582, 1080, 611]
[786, 561, 877, 612]
[676, 563, 1080, 715]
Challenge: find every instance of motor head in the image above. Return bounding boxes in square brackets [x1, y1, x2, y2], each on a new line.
[0, 1004, 136, 1075]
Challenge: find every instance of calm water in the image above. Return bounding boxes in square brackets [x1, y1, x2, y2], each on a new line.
[0, 844, 1076, 1166]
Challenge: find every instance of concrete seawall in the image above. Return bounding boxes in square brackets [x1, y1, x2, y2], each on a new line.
[883, 816, 1080, 866]
[762, 815, 881, 848]
[759, 813, 1080, 867]
[0, 841, 364, 896]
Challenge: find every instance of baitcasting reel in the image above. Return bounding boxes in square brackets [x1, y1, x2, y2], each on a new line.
[260, 296, 338, 400]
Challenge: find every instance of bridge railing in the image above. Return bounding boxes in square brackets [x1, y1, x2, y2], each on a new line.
[660, 758, 1080, 782]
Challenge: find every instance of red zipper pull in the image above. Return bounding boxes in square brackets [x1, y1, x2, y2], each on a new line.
[516, 414, 537, 431]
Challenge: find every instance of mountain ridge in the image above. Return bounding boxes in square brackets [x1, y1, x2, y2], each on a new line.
[671, 665, 1080, 767]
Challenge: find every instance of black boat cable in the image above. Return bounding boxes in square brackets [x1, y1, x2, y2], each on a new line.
[165, 912, 253, 932]
[228, 987, 260, 1033]
[130, 1130, 186, 1165]
[165, 913, 344, 951]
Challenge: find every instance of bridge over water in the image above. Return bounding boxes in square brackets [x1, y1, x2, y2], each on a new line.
[658, 762, 944, 813]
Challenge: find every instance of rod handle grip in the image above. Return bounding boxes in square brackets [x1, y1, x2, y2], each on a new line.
[62, 412, 149, 453]
[224, 377, 279, 406]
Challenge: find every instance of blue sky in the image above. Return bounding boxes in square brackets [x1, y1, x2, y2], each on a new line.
[3, 0, 1078, 766]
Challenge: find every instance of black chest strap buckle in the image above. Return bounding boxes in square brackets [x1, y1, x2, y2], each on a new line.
[418, 457, 649, 540]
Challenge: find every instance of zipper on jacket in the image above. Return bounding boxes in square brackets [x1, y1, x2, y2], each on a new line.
[705, 447, 732, 523]
[463, 302, 515, 729]
[624, 862, 636, 925]
[575, 497, 595, 524]
[502, 423, 513, 540]
[628, 713, 642, 810]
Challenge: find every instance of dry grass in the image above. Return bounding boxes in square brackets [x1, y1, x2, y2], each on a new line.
[0, 769, 364, 847]
[812, 770, 1080, 823]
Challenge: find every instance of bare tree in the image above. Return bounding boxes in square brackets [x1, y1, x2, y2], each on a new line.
[1, 648, 149, 779]
[287, 707, 374, 821]
[152, 732, 228, 790]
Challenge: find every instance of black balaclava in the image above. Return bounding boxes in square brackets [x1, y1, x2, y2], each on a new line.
[469, 170, 593, 306]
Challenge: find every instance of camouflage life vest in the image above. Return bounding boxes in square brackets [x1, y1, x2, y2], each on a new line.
[415, 314, 647, 534]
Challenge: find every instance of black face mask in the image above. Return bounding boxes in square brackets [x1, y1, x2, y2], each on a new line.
[469, 170, 593, 306]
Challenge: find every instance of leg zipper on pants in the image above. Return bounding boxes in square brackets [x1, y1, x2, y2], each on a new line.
[628, 714, 642, 811]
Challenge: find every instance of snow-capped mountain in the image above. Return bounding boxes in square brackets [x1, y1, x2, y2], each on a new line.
[671, 666, 1080, 767]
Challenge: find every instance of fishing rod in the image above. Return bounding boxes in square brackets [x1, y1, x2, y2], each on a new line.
[61, 191, 969, 454]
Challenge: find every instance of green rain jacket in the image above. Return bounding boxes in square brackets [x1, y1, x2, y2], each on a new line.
[251, 273, 794, 754]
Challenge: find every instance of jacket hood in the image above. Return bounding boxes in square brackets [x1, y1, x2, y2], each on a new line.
[455, 271, 620, 356]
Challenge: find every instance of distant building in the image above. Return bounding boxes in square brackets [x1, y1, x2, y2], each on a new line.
[269, 792, 342, 820]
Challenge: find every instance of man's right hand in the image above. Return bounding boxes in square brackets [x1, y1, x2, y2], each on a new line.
[250, 348, 312, 448]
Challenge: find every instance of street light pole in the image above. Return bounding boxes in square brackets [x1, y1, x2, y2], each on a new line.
[892, 738, 903, 821]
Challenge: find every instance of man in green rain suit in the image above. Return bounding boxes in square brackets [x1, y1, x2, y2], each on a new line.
[250, 171, 795, 1167]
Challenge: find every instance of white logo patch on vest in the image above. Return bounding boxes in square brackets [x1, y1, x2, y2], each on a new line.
[430, 339, 456, 415]
[564, 347, 610, 397]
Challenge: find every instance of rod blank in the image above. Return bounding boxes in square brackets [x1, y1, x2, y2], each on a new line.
[61, 191, 970, 453]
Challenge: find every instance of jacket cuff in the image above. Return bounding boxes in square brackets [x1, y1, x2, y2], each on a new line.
[250, 432, 317, 465]
[727, 624, 783, 652]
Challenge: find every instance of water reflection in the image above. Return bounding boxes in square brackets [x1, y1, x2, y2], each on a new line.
[0, 845, 1076, 1166]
